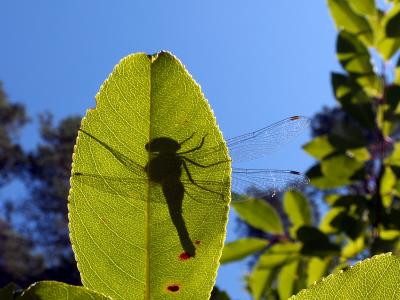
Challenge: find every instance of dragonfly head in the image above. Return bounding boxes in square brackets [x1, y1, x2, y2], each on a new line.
[145, 137, 181, 153]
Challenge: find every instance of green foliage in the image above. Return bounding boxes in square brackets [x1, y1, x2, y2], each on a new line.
[291, 253, 400, 299]
[69, 52, 231, 299]
[224, 1, 400, 299]
[220, 238, 268, 264]
[327, 0, 373, 45]
[283, 190, 312, 237]
[232, 195, 283, 234]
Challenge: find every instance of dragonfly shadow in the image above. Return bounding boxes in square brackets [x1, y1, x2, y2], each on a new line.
[74, 130, 229, 257]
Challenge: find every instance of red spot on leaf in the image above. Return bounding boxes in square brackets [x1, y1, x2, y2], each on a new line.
[195, 240, 201, 245]
[179, 251, 192, 261]
[167, 285, 180, 292]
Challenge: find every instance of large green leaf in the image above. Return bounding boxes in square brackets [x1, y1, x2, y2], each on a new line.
[220, 238, 268, 264]
[283, 190, 312, 237]
[68, 52, 231, 299]
[18, 281, 110, 300]
[232, 196, 283, 234]
[291, 253, 400, 299]
[327, 0, 373, 45]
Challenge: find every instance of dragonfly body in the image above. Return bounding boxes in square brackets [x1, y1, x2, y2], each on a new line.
[144, 137, 195, 256]
[73, 116, 310, 255]
[145, 138, 183, 184]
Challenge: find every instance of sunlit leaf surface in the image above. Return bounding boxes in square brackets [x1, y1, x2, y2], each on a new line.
[68, 52, 231, 299]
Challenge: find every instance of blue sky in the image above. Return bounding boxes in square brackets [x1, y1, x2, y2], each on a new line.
[0, 1, 338, 299]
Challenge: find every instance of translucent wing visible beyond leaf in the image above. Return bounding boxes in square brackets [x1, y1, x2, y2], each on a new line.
[194, 116, 310, 165]
[227, 116, 310, 163]
[232, 168, 309, 196]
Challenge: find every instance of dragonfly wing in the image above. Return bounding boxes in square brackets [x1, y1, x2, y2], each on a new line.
[71, 172, 165, 204]
[78, 129, 146, 177]
[231, 168, 309, 196]
[227, 116, 310, 163]
[72, 172, 230, 206]
[180, 178, 230, 206]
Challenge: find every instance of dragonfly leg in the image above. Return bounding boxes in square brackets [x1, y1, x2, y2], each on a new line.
[182, 156, 229, 168]
[179, 134, 208, 155]
[179, 132, 196, 147]
[182, 160, 224, 199]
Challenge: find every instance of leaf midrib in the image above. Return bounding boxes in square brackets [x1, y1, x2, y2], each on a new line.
[145, 55, 153, 300]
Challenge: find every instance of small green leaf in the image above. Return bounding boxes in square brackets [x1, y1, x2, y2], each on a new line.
[379, 229, 400, 240]
[291, 253, 400, 299]
[385, 142, 400, 167]
[278, 260, 300, 299]
[337, 31, 373, 74]
[330, 212, 364, 240]
[380, 166, 396, 207]
[341, 236, 365, 258]
[248, 244, 300, 299]
[307, 257, 331, 286]
[220, 238, 268, 264]
[329, 122, 368, 149]
[348, 0, 376, 16]
[327, 195, 367, 209]
[247, 265, 275, 300]
[233, 197, 283, 234]
[386, 4, 400, 38]
[283, 190, 312, 237]
[327, 0, 373, 45]
[376, 5, 400, 60]
[18, 281, 110, 300]
[307, 164, 351, 189]
[210, 287, 231, 300]
[345, 147, 370, 161]
[68, 52, 231, 299]
[303, 135, 336, 160]
[297, 226, 340, 257]
[321, 154, 364, 180]
[331, 73, 375, 128]
[257, 243, 301, 269]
